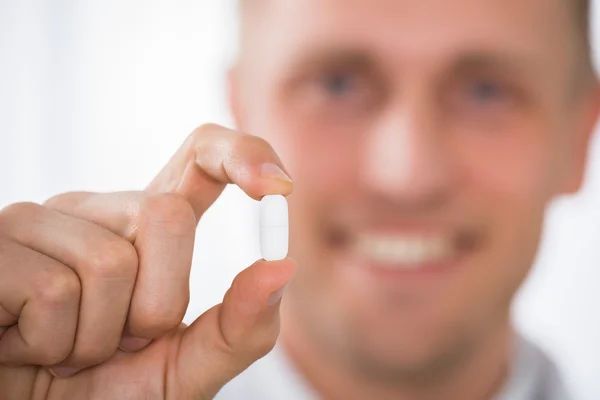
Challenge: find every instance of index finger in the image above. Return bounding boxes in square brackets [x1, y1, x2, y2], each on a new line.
[147, 124, 293, 222]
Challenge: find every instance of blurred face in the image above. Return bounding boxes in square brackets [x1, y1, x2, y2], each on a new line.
[232, 0, 594, 379]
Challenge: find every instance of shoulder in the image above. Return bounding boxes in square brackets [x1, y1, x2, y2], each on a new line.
[495, 334, 572, 400]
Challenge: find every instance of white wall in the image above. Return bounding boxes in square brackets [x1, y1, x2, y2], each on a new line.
[0, 1, 599, 398]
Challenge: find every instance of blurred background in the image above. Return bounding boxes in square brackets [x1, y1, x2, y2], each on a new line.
[1, 1, 599, 398]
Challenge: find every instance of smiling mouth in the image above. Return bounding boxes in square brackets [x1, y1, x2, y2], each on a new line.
[327, 226, 480, 270]
[356, 234, 453, 267]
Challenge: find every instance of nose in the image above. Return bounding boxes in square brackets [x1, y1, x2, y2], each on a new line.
[361, 102, 452, 206]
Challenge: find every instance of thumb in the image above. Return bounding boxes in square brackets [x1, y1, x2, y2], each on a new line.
[168, 258, 297, 399]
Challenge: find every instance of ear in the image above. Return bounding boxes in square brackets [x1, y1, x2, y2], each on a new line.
[228, 64, 244, 131]
[560, 81, 600, 194]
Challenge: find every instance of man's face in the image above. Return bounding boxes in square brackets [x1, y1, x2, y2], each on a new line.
[232, 0, 594, 376]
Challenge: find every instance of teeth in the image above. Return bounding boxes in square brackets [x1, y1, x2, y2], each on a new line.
[357, 235, 452, 268]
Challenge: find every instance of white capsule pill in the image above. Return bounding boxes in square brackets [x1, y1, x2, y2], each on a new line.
[260, 195, 289, 261]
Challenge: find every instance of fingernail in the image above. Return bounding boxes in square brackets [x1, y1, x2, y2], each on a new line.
[261, 163, 293, 183]
[118, 336, 151, 353]
[268, 286, 287, 306]
[48, 366, 81, 378]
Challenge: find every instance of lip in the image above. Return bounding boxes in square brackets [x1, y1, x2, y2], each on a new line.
[330, 250, 469, 298]
[327, 226, 478, 289]
[354, 250, 463, 284]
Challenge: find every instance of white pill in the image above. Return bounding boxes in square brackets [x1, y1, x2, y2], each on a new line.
[260, 195, 289, 261]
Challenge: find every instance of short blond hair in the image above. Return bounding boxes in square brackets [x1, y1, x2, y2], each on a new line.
[237, 0, 596, 87]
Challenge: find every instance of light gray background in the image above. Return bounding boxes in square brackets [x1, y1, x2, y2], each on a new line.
[1, 1, 599, 398]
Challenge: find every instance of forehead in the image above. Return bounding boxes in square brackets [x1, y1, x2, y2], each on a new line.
[246, 0, 574, 77]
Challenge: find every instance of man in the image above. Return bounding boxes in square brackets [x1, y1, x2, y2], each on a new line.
[0, 0, 597, 399]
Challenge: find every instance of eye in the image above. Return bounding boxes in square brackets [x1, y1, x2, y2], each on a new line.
[321, 71, 356, 97]
[291, 65, 382, 117]
[446, 75, 524, 127]
[466, 79, 507, 103]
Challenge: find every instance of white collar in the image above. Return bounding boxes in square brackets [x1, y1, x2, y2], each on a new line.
[216, 334, 570, 400]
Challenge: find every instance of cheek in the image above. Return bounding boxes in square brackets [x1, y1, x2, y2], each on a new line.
[449, 122, 555, 305]
[453, 119, 556, 212]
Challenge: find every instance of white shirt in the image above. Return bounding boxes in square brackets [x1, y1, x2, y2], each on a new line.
[216, 334, 571, 400]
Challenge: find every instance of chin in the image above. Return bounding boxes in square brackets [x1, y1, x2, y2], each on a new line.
[333, 312, 478, 382]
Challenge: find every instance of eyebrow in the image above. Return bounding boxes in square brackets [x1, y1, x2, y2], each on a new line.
[286, 48, 378, 76]
[448, 51, 536, 78]
[284, 46, 538, 89]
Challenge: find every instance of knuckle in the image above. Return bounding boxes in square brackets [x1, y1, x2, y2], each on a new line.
[188, 123, 235, 160]
[43, 192, 93, 211]
[69, 345, 116, 368]
[191, 123, 222, 140]
[131, 302, 186, 337]
[43, 192, 71, 208]
[0, 202, 43, 228]
[252, 329, 278, 358]
[36, 342, 72, 365]
[34, 266, 81, 308]
[141, 193, 196, 236]
[86, 238, 138, 280]
[233, 134, 272, 155]
[187, 123, 226, 151]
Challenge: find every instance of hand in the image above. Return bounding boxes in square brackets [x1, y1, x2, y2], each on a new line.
[0, 124, 296, 399]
